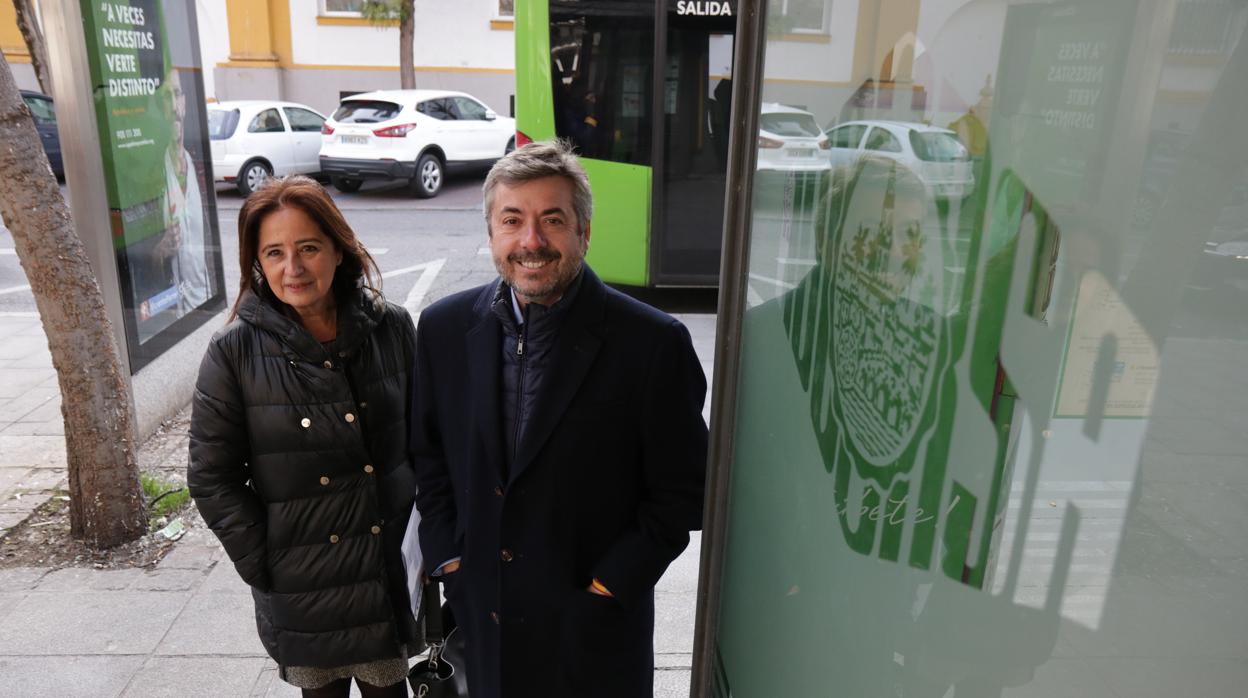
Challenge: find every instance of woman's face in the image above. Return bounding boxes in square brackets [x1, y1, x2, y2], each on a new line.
[256, 206, 342, 319]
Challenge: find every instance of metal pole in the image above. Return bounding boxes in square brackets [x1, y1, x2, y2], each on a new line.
[689, 0, 767, 695]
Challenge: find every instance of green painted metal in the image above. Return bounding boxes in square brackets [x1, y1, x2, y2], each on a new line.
[582, 159, 652, 286]
[514, 0, 556, 142]
[514, 0, 654, 287]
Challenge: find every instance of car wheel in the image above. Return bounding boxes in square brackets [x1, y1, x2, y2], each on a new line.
[331, 176, 363, 193]
[505, 137, 516, 155]
[411, 153, 444, 199]
[237, 160, 272, 197]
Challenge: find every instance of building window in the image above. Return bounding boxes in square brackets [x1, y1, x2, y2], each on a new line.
[770, 0, 831, 34]
[498, 0, 514, 18]
[323, 0, 364, 15]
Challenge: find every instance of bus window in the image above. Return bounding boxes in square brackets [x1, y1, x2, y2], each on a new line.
[550, 1, 654, 165]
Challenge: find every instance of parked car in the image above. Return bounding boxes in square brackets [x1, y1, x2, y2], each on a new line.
[318, 89, 516, 198]
[207, 100, 328, 196]
[21, 90, 63, 180]
[824, 120, 975, 198]
[756, 102, 831, 172]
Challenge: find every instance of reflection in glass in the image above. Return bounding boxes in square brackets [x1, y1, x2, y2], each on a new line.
[712, 0, 1248, 695]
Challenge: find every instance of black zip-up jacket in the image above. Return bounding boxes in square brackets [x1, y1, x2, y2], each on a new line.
[188, 288, 419, 668]
[490, 273, 583, 478]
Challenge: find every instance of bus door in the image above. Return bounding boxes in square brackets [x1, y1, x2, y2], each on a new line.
[651, 1, 736, 285]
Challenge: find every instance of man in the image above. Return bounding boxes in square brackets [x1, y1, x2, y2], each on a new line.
[409, 140, 708, 697]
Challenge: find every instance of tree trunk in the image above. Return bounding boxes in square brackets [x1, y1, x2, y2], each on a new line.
[0, 54, 146, 548]
[399, 0, 415, 89]
[13, 0, 52, 95]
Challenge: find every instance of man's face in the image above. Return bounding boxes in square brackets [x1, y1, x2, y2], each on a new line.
[488, 176, 590, 307]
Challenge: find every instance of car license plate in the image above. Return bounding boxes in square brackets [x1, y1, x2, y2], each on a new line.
[342, 135, 369, 145]
[789, 148, 816, 158]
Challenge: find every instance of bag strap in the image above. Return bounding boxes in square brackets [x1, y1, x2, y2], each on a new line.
[421, 576, 444, 646]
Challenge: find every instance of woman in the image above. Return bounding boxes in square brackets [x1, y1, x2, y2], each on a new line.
[189, 176, 418, 697]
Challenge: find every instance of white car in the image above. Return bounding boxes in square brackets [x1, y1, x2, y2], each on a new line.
[756, 102, 831, 172]
[207, 100, 328, 196]
[319, 89, 516, 198]
[824, 120, 975, 198]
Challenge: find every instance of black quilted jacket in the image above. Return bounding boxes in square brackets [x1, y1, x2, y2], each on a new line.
[188, 288, 419, 668]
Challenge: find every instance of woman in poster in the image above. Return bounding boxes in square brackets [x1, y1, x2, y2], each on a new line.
[187, 176, 418, 698]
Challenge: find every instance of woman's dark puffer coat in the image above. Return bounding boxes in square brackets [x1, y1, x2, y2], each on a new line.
[188, 288, 418, 668]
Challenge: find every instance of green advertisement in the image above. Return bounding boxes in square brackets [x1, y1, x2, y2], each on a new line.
[79, 0, 223, 365]
[81, 0, 172, 247]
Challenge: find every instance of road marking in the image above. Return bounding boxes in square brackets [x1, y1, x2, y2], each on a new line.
[477, 246, 490, 255]
[0, 284, 32, 296]
[0, 248, 15, 255]
[369, 248, 389, 256]
[381, 259, 447, 316]
[0, 311, 38, 317]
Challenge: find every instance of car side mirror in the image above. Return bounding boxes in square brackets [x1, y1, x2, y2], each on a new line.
[484, 110, 497, 121]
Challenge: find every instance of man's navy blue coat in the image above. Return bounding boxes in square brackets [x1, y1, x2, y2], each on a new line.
[409, 266, 708, 697]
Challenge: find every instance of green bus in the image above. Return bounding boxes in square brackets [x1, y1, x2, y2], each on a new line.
[515, 0, 738, 287]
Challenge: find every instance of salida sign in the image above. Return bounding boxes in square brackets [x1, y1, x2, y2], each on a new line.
[674, 1, 734, 17]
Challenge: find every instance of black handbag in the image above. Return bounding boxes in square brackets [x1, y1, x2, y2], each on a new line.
[409, 578, 469, 698]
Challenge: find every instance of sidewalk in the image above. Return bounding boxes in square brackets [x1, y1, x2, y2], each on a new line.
[0, 314, 65, 539]
[0, 312, 713, 697]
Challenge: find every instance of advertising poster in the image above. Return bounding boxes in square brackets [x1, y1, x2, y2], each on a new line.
[80, 0, 224, 370]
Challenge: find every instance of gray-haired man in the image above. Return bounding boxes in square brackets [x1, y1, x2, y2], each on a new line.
[410, 141, 708, 697]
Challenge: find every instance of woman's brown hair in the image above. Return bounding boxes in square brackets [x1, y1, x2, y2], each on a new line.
[231, 175, 381, 320]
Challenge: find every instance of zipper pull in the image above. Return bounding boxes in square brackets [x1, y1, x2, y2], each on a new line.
[517, 330, 526, 357]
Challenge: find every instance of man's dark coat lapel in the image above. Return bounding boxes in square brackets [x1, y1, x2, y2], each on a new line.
[467, 286, 506, 484]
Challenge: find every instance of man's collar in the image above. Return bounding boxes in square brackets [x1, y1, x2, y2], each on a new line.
[501, 267, 589, 324]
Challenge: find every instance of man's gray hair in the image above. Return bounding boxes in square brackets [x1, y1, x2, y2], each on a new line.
[483, 139, 593, 236]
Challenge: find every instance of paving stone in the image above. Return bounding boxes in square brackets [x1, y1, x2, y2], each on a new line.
[0, 434, 66, 468]
[121, 656, 269, 698]
[36, 568, 146, 592]
[0, 566, 49, 590]
[655, 667, 692, 698]
[0, 591, 188, 655]
[655, 590, 697, 655]
[198, 558, 251, 594]
[154, 591, 267, 657]
[127, 568, 208, 592]
[0, 592, 27, 624]
[0, 655, 144, 698]
[155, 537, 221, 571]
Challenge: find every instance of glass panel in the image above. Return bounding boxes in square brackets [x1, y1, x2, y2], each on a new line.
[453, 97, 489, 121]
[332, 100, 401, 124]
[283, 107, 325, 132]
[712, 0, 1248, 695]
[207, 108, 239, 140]
[654, 4, 736, 284]
[549, 0, 655, 166]
[22, 95, 56, 124]
[324, 0, 364, 14]
[864, 125, 902, 152]
[79, 1, 225, 371]
[248, 108, 285, 133]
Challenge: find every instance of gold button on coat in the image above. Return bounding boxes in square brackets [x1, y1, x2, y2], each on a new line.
[363, 464, 374, 474]
[300, 418, 311, 428]
[323, 360, 333, 369]
[329, 534, 340, 544]
[500, 549, 514, 562]
[344, 413, 356, 423]
[319, 476, 330, 486]
[371, 525, 381, 535]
